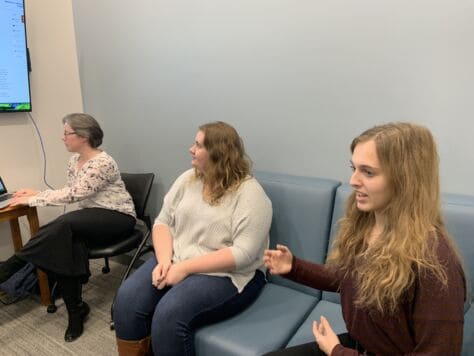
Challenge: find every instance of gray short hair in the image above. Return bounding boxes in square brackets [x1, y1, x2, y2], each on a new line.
[62, 113, 104, 148]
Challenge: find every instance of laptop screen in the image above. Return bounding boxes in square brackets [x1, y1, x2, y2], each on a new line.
[0, 177, 8, 194]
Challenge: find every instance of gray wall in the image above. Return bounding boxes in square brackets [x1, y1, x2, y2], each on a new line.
[71, 0, 474, 216]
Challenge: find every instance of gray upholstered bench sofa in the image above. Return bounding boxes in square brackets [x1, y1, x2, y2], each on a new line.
[194, 172, 473, 356]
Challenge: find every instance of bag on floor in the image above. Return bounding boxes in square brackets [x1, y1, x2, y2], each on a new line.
[0, 262, 37, 303]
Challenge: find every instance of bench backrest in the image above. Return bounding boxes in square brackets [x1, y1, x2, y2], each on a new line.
[443, 193, 474, 309]
[322, 184, 351, 303]
[255, 171, 340, 297]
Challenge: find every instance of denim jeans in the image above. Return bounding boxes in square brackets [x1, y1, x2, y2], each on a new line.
[113, 256, 265, 356]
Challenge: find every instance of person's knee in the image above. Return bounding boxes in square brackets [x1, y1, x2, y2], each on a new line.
[115, 259, 157, 321]
[152, 301, 193, 354]
[154, 297, 186, 326]
[54, 211, 77, 224]
[114, 280, 138, 322]
[153, 295, 193, 336]
[43, 213, 74, 233]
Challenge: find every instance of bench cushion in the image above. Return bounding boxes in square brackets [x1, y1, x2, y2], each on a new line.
[286, 300, 347, 347]
[195, 283, 318, 356]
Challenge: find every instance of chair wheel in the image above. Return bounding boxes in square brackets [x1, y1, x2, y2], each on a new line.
[47, 304, 57, 313]
[110, 321, 115, 330]
[102, 266, 110, 274]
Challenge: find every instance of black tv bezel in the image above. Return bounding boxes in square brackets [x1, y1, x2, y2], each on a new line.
[0, 0, 32, 113]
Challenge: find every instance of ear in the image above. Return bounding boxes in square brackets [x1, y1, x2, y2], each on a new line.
[79, 135, 91, 147]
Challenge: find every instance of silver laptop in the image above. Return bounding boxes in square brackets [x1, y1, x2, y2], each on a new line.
[0, 176, 14, 209]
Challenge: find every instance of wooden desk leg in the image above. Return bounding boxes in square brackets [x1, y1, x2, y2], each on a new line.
[26, 208, 40, 235]
[9, 218, 23, 252]
[26, 207, 52, 307]
[37, 269, 51, 306]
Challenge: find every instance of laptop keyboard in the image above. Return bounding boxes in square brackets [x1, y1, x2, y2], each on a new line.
[0, 193, 13, 202]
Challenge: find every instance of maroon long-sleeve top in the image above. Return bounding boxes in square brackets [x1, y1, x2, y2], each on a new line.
[284, 235, 466, 355]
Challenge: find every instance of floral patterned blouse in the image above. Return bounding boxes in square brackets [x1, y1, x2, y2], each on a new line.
[28, 151, 136, 218]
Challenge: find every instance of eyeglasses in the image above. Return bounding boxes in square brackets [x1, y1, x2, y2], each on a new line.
[63, 131, 77, 137]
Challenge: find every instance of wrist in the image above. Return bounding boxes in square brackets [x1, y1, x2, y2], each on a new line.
[158, 256, 172, 265]
[178, 260, 192, 275]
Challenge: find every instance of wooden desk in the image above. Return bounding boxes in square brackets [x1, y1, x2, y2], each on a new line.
[0, 204, 51, 306]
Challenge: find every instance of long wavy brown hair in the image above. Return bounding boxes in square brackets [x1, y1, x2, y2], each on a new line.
[326, 122, 464, 314]
[195, 121, 252, 204]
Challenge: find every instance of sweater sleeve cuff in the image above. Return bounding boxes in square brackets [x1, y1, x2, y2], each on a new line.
[28, 196, 39, 206]
[281, 256, 299, 280]
[330, 343, 358, 356]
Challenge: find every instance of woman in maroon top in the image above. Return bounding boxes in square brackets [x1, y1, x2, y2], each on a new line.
[264, 122, 466, 356]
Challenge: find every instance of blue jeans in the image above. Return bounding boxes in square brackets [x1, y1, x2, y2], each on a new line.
[113, 256, 265, 356]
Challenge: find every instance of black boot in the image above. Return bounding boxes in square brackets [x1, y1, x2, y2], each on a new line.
[64, 301, 90, 342]
[0, 255, 27, 283]
[56, 275, 90, 342]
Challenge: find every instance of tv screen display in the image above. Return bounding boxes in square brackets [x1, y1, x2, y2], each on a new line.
[0, 0, 31, 112]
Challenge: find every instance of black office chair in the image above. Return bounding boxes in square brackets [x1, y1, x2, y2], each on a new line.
[89, 172, 155, 273]
[46, 172, 155, 314]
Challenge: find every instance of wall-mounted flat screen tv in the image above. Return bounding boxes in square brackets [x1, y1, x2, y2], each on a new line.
[0, 0, 31, 112]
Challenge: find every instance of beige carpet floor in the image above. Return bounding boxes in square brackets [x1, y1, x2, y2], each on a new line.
[0, 259, 128, 355]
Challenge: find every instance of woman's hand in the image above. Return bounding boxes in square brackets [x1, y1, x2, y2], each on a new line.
[14, 188, 39, 198]
[313, 316, 340, 355]
[9, 196, 31, 207]
[263, 244, 293, 275]
[152, 260, 172, 289]
[163, 262, 189, 287]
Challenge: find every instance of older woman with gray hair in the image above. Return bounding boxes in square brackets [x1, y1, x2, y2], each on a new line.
[0, 113, 136, 342]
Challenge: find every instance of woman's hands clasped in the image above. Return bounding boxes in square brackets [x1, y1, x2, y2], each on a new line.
[152, 260, 172, 289]
[152, 260, 190, 289]
[263, 244, 293, 275]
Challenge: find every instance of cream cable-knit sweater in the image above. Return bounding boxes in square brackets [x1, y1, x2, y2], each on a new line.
[155, 169, 272, 292]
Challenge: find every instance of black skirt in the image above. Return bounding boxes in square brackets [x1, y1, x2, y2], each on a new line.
[17, 208, 135, 279]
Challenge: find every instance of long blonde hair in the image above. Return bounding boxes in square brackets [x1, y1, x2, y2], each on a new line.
[195, 121, 251, 204]
[327, 122, 462, 314]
